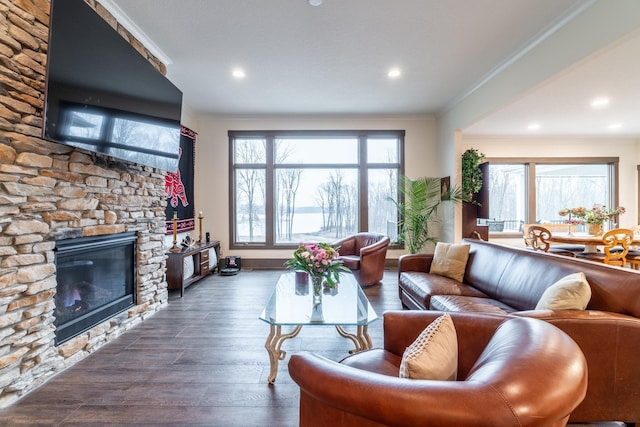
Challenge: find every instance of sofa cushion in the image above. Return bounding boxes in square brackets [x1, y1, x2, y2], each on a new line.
[535, 272, 591, 310]
[339, 255, 360, 270]
[399, 313, 458, 380]
[399, 272, 489, 310]
[430, 295, 517, 314]
[340, 348, 401, 377]
[430, 242, 470, 282]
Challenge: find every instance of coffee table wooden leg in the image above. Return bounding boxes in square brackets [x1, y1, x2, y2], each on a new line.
[335, 325, 372, 354]
[265, 324, 302, 384]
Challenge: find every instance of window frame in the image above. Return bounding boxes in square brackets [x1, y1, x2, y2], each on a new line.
[229, 130, 405, 249]
[486, 156, 619, 238]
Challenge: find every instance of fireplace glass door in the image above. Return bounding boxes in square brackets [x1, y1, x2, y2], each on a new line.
[54, 232, 137, 344]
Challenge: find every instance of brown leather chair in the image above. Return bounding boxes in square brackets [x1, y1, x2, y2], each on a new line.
[332, 233, 390, 286]
[289, 311, 588, 427]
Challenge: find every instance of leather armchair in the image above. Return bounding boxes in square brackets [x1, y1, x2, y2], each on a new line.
[332, 233, 390, 286]
[289, 311, 588, 427]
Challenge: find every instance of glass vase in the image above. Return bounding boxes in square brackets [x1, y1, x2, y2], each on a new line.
[310, 275, 323, 322]
[311, 275, 323, 300]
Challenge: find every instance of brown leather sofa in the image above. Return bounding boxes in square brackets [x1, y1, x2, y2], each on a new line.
[332, 232, 390, 286]
[289, 311, 588, 427]
[399, 238, 640, 425]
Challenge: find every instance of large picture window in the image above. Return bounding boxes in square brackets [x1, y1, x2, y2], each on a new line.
[487, 157, 618, 235]
[230, 130, 404, 248]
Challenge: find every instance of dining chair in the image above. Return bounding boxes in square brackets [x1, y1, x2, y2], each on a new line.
[576, 228, 633, 267]
[531, 223, 586, 253]
[625, 225, 640, 270]
[537, 222, 575, 234]
[522, 224, 578, 257]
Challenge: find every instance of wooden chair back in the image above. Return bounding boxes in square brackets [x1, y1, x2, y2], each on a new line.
[602, 228, 633, 266]
[523, 225, 552, 252]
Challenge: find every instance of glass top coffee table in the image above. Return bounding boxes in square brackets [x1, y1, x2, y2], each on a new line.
[259, 272, 378, 383]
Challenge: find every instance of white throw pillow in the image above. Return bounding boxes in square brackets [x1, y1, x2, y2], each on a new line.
[399, 313, 458, 380]
[429, 242, 470, 282]
[535, 272, 591, 310]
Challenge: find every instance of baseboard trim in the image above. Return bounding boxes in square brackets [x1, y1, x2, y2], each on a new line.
[237, 258, 399, 270]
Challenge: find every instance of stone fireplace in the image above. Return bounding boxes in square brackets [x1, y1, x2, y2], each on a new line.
[0, 0, 172, 407]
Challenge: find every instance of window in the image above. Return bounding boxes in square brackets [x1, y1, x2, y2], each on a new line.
[230, 131, 404, 248]
[487, 158, 618, 235]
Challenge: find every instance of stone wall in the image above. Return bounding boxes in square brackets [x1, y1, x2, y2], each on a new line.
[0, 0, 170, 407]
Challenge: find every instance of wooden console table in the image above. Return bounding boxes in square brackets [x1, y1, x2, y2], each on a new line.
[166, 241, 220, 297]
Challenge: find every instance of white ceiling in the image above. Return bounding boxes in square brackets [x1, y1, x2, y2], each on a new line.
[103, 0, 639, 136]
[464, 30, 640, 137]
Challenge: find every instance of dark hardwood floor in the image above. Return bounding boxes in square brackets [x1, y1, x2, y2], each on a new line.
[0, 270, 402, 426]
[0, 270, 626, 426]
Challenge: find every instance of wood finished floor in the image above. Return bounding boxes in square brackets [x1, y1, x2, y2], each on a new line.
[0, 270, 402, 426]
[0, 270, 627, 426]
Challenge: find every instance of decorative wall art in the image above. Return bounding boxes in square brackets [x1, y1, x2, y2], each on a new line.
[165, 125, 196, 234]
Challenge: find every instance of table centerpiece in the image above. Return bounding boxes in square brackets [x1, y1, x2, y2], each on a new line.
[285, 242, 347, 298]
[559, 204, 625, 236]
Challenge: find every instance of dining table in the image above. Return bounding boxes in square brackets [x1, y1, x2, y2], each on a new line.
[549, 232, 640, 253]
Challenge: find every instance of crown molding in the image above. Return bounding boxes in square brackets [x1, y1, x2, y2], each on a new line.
[440, 0, 597, 116]
[97, 0, 173, 65]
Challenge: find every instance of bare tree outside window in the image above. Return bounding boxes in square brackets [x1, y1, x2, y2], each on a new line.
[230, 131, 404, 247]
[235, 139, 266, 242]
[487, 161, 615, 234]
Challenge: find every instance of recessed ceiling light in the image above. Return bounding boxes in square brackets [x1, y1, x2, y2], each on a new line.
[527, 123, 541, 131]
[387, 68, 401, 79]
[608, 123, 622, 130]
[232, 68, 246, 79]
[308, 0, 323, 6]
[590, 97, 610, 108]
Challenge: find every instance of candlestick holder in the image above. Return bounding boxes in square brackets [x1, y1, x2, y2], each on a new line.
[198, 212, 204, 243]
[170, 213, 181, 253]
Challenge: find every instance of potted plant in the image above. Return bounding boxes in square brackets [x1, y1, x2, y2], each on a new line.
[390, 176, 466, 254]
[461, 148, 486, 201]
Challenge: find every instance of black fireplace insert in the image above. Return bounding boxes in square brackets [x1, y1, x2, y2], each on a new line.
[54, 232, 137, 344]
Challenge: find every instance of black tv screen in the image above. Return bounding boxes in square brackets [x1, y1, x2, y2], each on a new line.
[43, 0, 183, 172]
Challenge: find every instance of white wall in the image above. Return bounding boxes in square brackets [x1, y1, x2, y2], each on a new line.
[437, 0, 640, 241]
[192, 114, 436, 260]
[462, 135, 640, 228]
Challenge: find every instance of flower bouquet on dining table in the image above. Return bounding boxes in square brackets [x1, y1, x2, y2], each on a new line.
[559, 205, 625, 225]
[559, 204, 625, 235]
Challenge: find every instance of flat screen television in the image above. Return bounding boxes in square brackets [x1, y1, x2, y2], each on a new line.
[43, 0, 183, 172]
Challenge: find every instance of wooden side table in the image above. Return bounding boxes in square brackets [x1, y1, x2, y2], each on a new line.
[166, 240, 220, 297]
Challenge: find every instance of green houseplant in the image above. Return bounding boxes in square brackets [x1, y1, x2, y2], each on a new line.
[461, 148, 486, 200]
[390, 176, 466, 254]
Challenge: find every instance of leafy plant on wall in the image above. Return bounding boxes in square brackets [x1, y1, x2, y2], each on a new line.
[461, 148, 486, 201]
[390, 176, 466, 254]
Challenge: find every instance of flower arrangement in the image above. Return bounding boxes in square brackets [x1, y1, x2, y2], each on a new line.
[559, 204, 626, 225]
[558, 207, 585, 225]
[285, 242, 346, 288]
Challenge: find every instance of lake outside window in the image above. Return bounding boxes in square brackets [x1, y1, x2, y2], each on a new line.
[230, 130, 404, 248]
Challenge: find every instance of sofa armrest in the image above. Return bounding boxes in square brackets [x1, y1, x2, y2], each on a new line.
[398, 254, 433, 285]
[398, 253, 433, 272]
[359, 236, 390, 258]
[513, 309, 640, 423]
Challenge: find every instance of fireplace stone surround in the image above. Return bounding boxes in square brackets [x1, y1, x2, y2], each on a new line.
[0, 0, 171, 407]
